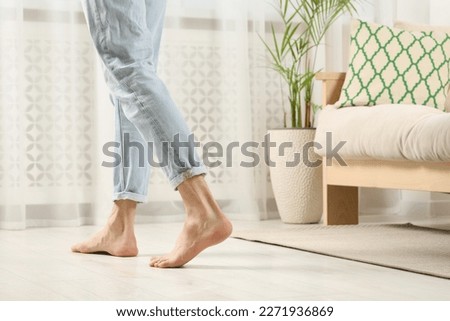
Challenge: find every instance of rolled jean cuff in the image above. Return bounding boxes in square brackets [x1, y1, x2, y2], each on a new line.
[113, 191, 148, 203]
[170, 166, 208, 190]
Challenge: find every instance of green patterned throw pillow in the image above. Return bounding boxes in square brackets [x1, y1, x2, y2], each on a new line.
[338, 20, 450, 110]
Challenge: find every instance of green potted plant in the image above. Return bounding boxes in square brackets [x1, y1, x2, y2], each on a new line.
[263, 0, 359, 223]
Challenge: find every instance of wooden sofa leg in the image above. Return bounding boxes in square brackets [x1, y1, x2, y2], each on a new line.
[323, 185, 359, 225]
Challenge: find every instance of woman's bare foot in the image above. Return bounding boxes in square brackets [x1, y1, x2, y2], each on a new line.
[71, 200, 138, 257]
[149, 212, 232, 268]
[150, 175, 232, 268]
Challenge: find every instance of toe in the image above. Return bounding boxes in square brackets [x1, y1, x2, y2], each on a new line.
[156, 259, 172, 268]
[149, 257, 162, 267]
[71, 244, 81, 252]
[77, 244, 90, 253]
[73, 243, 97, 254]
[155, 257, 185, 268]
[153, 257, 170, 268]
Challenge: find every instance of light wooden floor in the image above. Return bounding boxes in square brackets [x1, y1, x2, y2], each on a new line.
[1, 219, 450, 300]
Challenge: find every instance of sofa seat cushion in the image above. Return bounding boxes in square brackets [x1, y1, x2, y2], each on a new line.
[314, 104, 450, 162]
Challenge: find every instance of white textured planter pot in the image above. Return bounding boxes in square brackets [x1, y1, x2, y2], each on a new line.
[268, 129, 323, 224]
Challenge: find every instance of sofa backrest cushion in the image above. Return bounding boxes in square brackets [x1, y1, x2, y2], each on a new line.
[337, 20, 450, 111]
[394, 21, 450, 112]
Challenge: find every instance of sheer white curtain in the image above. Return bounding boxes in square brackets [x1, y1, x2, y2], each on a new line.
[1, 0, 449, 230]
[0, 0, 97, 229]
[325, 0, 450, 218]
[0, 0, 281, 229]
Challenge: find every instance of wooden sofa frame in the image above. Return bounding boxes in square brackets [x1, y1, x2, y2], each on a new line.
[316, 72, 450, 225]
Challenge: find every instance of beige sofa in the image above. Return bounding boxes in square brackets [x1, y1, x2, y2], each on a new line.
[315, 72, 450, 226]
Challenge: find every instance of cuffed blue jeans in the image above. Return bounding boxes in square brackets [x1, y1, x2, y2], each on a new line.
[81, 0, 207, 202]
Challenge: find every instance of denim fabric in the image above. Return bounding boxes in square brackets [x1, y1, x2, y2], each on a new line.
[81, 0, 207, 202]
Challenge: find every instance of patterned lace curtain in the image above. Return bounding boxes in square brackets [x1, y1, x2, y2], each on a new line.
[2, 0, 448, 229]
[0, 0, 281, 229]
[0, 0, 98, 229]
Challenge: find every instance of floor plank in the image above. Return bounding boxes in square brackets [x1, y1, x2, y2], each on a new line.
[1, 219, 450, 300]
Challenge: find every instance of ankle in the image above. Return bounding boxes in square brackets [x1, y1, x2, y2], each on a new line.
[179, 176, 223, 218]
[114, 199, 137, 210]
[108, 200, 137, 231]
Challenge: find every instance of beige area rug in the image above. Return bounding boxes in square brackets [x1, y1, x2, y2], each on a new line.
[232, 223, 450, 279]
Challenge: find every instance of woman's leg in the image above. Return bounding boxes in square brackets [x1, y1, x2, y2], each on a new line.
[112, 96, 152, 203]
[74, 0, 231, 266]
[72, 0, 158, 256]
[82, 0, 207, 184]
[72, 93, 149, 255]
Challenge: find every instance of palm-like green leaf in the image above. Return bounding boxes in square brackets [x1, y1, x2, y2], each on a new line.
[263, 0, 361, 128]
